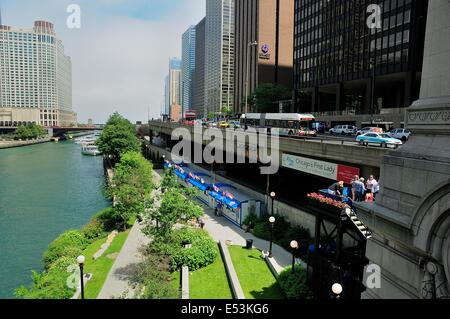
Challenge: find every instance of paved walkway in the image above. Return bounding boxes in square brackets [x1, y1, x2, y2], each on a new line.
[97, 170, 163, 299]
[97, 169, 293, 298]
[200, 204, 293, 272]
[97, 221, 150, 299]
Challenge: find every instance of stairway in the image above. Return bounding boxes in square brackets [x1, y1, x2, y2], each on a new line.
[346, 208, 373, 239]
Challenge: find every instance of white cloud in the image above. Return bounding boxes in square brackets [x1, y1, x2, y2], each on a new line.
[1, 0, 206, 123]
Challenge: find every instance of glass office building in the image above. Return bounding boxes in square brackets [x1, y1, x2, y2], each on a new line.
[205, 0, 236, 115]
[293, 0, 428, 128]
[181, 26, 196, 113]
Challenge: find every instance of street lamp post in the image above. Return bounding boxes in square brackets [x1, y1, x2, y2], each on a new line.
[77, 255, 85, 300]
[290, 240, 299, 273]
[245, 41, 258, 114]
[331, 283, 343, 300]
[268, 216, 276, 258]
[369, 58, 376, 125]
[270, 191, 276, 215]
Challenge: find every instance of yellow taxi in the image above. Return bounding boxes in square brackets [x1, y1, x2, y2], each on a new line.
[218, 121, 230, 129]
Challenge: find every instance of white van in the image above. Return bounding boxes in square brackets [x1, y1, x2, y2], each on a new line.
[329, 125, 357, 135]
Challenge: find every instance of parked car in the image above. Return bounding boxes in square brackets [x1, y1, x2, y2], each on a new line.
[329, 125, 357, 135]
[356, 133, 403, 148]
[388, 128, 411, 142]
[356, 127, 384, 136]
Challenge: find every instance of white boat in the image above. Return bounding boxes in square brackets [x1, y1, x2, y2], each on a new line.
[75, 137, 96, 145]
[81, 143, 102, 156]
[74, 134, 98, 145]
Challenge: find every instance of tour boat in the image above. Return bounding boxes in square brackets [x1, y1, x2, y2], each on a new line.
[81, 143, 102, 156]
[74, 136, 96, 145]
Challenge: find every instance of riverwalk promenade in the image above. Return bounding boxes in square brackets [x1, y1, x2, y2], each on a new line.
[97, 170, 292, 299]
[0, 138, 50, 149]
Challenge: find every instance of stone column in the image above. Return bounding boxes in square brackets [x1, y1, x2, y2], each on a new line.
[336, 82, 344, 112]
[312, 86, 319, 113]
[356, 0, 450, 299]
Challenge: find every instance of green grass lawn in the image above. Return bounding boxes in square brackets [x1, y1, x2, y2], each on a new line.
[189, 245, 233, 299]
[228, 246, 284, 299]
[172, 271, 181, 298]
[83, 230, 130, 299]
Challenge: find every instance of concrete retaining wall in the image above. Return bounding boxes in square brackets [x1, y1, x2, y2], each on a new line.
[146, 143, 317, 234]
[219, 241, 245, 299]
[272, 200, 316, 234]
[0, 138, 50, 149]
[181, 266, 189, 300]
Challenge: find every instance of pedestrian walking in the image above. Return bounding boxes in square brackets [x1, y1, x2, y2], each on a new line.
[198, 216, 205, 229]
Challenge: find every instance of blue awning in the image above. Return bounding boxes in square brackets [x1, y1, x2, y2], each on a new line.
[188, 178, 209, 192]
[208, 191, 241, 210]
[174, 169, 188, 180]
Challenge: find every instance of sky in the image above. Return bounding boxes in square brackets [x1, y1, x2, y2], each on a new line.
[0, 0, 205, 123]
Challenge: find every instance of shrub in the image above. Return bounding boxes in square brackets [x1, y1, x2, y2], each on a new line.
[141, 270, 179, 299]
[278, 266, 313, 299]
[130, 251, 179, 299]
[169, 228, 218, 271]
[279, 225, 312, 259]
[243, 212, 258, 227]
[15, 270, 75, 299]
[252, 215, 312, 260]
[82, 218, 106, 240]
[42, 230, 89, 269]
[252, 222, 270, 240]
[48, 256, 76, 272]
[96, 207, 123, 231]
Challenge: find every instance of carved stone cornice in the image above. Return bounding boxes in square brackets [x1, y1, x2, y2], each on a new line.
[406, 96, 450, 134]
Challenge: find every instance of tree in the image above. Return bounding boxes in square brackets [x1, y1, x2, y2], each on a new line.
[109, 151, 154, 230]
[96, 113, 140, 162]
[114, 151, 154, 196]
[247, 83, 292, 113]
[207, 112, 217, 120]
[160, 168, 180, 193]
[14, 123, 46, 140]
[221, 106, 233, 118]
[112, 183, 146, 231]
[144, 188, 203, 239]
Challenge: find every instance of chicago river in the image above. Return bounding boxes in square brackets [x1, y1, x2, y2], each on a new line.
[0, 141, 110, 298]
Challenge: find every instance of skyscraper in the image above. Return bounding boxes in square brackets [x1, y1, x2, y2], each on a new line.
[0, 20, 76, 127]
[234, 0, 294, 114]
[181, 26, 196, 114]
[293, 0, 428, 128]
[192, 18, 206, 116]
[164, 74, 170, 116]
[167, 58, 182, 119]
[205, 0, 235, 115]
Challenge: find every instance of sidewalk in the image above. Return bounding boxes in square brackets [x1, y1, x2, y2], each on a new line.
[96, 221, 150, 299]
[97, 170, 163, 299]
[200, 204, 292, 272]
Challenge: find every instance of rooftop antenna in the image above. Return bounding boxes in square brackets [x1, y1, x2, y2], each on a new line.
[0, 6, 3, 25]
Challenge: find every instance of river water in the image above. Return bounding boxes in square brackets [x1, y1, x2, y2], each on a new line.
[0, 141, 110, 298]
